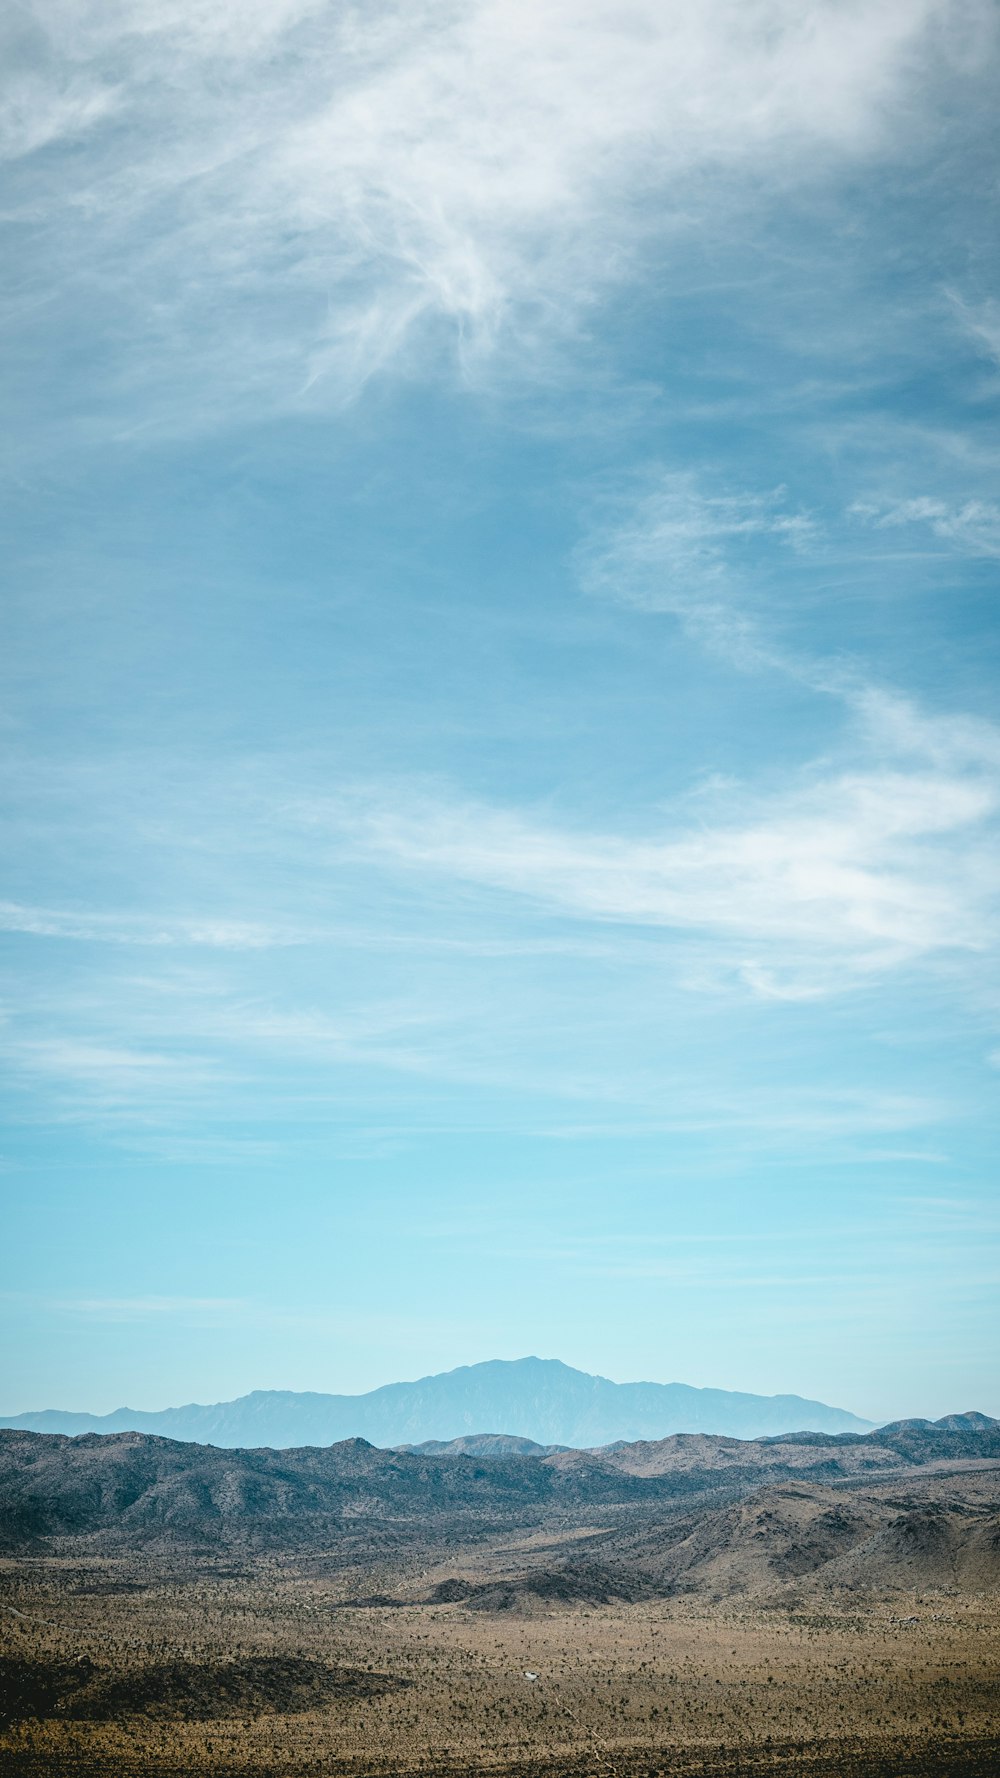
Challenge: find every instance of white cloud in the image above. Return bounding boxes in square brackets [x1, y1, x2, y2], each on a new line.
[851, 495, 1000, 558]
[3, 0, 986, 423]
[4, 1046, 233, 1125]
[0, 70, 118, 162]
[850, 685, 1000, 771]
[578, 472, 815, 666]
[9, 1038, 220, 1103]
[339, 690, 1000, 997]
[948, 289, 1000, 368]
[570, 476, 1000, 1002]
[0, 900, 305, 949]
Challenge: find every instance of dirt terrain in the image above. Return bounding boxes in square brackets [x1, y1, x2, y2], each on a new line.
[1, 1419, 998, 1776]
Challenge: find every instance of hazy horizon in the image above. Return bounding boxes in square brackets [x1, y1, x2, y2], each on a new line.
[0, 1353, 878, 1423]
[2, 1, 999, 1429]
[0, 1350, 990, 1432]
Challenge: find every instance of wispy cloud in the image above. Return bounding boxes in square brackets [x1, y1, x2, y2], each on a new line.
[0, 900, 306, 949]
[18, 1290, 514, 1356]
[948, 289, 1000, 368]
[0, 978, 456, 1128]
[335, 688, 999, 999]
[578, 471, 814, 666]
[850, 494, 1000, 558]
[3, 0, 983, 430]
[52, 1294, 246, 1323]
[5, 1038, 225, 1114]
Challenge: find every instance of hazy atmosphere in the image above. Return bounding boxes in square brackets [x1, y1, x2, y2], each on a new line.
[3, 0, 1000, 1428]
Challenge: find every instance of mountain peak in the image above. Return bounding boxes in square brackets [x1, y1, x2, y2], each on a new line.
[0, 1359, 872, 1449]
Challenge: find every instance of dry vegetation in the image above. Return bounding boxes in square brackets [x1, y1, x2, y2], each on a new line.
[2, 1427, 998, 1776]
[3, 1542, 1000, 1776]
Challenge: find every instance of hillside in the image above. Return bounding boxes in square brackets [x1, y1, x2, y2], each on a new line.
[397, 1433, 570, 1456]
[0, 1356, 872, 1448]
[1, 1413, 997, 1591]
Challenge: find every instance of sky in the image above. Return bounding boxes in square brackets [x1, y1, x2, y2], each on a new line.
[2, 0, 999, 1427]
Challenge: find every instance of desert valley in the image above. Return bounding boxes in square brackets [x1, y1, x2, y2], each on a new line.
[2, 1406, 998, 1778]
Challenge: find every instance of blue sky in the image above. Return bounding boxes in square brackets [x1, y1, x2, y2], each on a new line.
[2, 0, 999, 1425]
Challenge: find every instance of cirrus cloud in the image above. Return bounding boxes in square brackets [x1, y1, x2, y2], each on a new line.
[4, 0, 990, 428]
[336, 692, 1000, 999]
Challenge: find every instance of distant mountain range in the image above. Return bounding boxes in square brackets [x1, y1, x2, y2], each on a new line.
[0, 1356, 874, 1448]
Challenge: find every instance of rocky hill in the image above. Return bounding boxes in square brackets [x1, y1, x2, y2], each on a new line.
[0, 1431, 560, 1551]
[397, 1433, 569, 1456]
[1, 1413, 997, 1595]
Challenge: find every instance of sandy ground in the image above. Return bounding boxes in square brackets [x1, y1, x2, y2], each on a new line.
[2, 1550, 999, 1776]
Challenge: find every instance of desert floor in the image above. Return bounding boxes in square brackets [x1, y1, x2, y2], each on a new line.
[2, 1539, 999, 1777]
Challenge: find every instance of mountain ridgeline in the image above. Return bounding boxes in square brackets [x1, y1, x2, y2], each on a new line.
[0, 1357, 873, 1449]
[0, 1413, 997, 1579]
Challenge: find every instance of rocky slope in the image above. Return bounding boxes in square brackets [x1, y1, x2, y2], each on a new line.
[1, 1413, 997, 1598]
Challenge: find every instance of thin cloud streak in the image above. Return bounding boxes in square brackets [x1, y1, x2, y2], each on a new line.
[339, 715, 999, 997]
[53, 1295, 247, 1321]
[851, 495, 1000, 558]
[0, 900, 306, 950]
